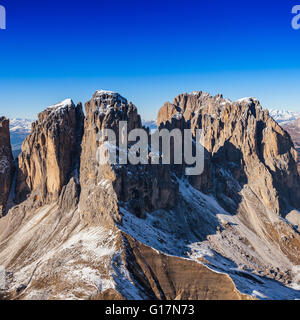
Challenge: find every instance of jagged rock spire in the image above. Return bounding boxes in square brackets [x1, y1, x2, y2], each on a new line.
[0, 117, 14, 216]
[15, 99, 84, 204]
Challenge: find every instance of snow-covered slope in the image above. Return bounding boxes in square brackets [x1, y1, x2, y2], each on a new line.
[269, 109, 300, 124]
[10, 118, 32, 133]
[119, 178, 300, 300]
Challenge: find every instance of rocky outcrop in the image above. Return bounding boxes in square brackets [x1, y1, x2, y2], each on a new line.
[79, 90, 178, 224]
[15, 99, 84, 205]
[282, 118, 300, 172]
[80, 90, 142, 188]
[122, 233, 251, 300]
[157, 92, 300, 216]
[0, 117, 14, 216]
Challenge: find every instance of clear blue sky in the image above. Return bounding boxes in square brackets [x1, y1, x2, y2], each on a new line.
[0, 0, 299, 120]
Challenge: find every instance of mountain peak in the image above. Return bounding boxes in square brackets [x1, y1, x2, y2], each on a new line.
[45, 98, 74, 113]
[235, 97, 259, 105]
[93, 90, 127, 103]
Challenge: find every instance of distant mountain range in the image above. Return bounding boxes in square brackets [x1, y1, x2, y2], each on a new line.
[269, 109, 300, 124]
[142, 119, 157, 131]
[9, 118, 32, 157]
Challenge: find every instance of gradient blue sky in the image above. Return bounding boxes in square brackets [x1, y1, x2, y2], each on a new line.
[0, 0, 299, 120]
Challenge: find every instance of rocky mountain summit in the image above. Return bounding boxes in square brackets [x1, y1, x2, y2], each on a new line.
[0, 91, 300, 300]
[158, 93, 300, 215]
[15, 99, 84, 205]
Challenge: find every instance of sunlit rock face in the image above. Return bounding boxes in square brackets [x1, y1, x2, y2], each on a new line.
[15, 99, 84, 205]
[158, 92, 300, 216]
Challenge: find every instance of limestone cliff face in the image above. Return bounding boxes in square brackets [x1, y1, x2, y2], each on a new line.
[15, 99, 84, 204]
[79, 91, 178, 225]
[282, 118, 300, 172]
[80, 90, 142, 188]
[158, 92, 300, 216]
[0, 117, 14, 216]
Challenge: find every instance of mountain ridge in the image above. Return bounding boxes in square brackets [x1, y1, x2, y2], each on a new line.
[0, 90, 300, 300]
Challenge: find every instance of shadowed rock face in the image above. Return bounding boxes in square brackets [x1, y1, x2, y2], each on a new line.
[80, 90, 142, 189]
[0, 117, 14, 216]
[79, 91, 178, 225]
[282, 118, 300, 172]
[121, 233, 250, 300]
[158, 92, 300, 216]
[15, 99, 84, 205]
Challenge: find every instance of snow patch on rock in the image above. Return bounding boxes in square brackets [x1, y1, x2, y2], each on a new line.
[236, 97, 258, 105]
[94, 90, 127, 104]
[46, 99, 73, 113]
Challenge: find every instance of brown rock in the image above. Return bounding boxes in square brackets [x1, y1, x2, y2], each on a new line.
[157, 93, 300, 216]
[282, 118, 300, 173]
[122, 233, 251, 300]
[80, 90, 142, 189]
[79, 91, 178, 224]
[0, 117, 14, 216]
[15, 99, 84, 204]
[157, 101, 179, 126]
